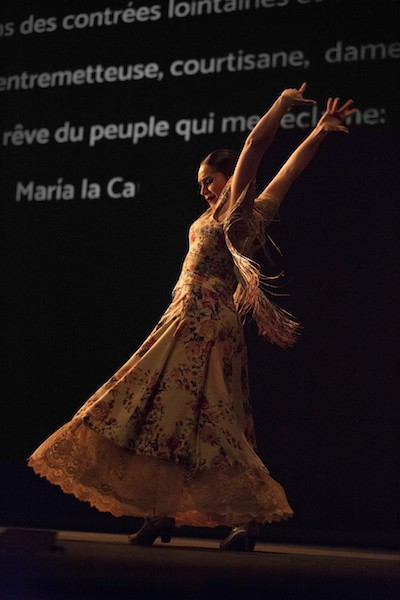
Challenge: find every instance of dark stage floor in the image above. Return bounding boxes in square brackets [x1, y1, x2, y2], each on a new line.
[1, 528, 399, 600]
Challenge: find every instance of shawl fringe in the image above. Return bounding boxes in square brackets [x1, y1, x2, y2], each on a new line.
[220, 180, 300, 348]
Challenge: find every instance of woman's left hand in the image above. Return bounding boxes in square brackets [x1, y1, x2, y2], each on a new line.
[318, 97, 356, 133]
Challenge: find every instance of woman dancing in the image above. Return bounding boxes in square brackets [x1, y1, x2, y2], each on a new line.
[29, 86, 355, 551]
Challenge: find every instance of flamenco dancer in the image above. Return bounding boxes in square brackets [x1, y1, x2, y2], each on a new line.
[29, 85, 355, 551]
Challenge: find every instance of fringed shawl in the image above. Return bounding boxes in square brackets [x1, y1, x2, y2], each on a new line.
[213, 178, 300, 349]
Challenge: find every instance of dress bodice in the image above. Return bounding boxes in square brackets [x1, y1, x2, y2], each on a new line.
[173, 181, 298, 348]
[173, 211, 236, 297]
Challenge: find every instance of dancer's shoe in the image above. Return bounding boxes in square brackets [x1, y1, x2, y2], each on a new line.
[219, 523, 259, 551]
[128, 517, 175, 546]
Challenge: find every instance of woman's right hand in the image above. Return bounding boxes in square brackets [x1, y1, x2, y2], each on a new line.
[280, 82, 316, 108]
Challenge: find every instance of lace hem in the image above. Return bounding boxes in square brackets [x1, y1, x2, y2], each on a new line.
[28, 420, 293, 527]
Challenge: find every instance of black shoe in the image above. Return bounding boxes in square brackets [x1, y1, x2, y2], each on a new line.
[220, 524, 258, 552]
[128, 517, 175, 546]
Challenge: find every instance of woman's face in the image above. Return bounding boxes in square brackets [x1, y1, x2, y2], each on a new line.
[197, 164, 228, 206]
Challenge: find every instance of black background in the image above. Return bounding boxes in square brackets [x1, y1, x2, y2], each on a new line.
[0, 0, 399, 544]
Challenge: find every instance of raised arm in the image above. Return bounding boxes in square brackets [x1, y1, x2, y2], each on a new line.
[256, 97, 356, 209]
[227, 83, 316, 214]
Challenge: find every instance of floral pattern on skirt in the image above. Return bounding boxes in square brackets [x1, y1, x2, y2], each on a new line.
[28, 208, 293, 527]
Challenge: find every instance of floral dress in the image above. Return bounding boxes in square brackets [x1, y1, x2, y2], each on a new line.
[28, 181, 297, 527]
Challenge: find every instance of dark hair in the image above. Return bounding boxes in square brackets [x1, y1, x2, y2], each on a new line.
[200, 149, 238, 179]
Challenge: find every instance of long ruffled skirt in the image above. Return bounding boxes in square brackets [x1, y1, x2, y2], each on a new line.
[29, 283, 293, 527]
